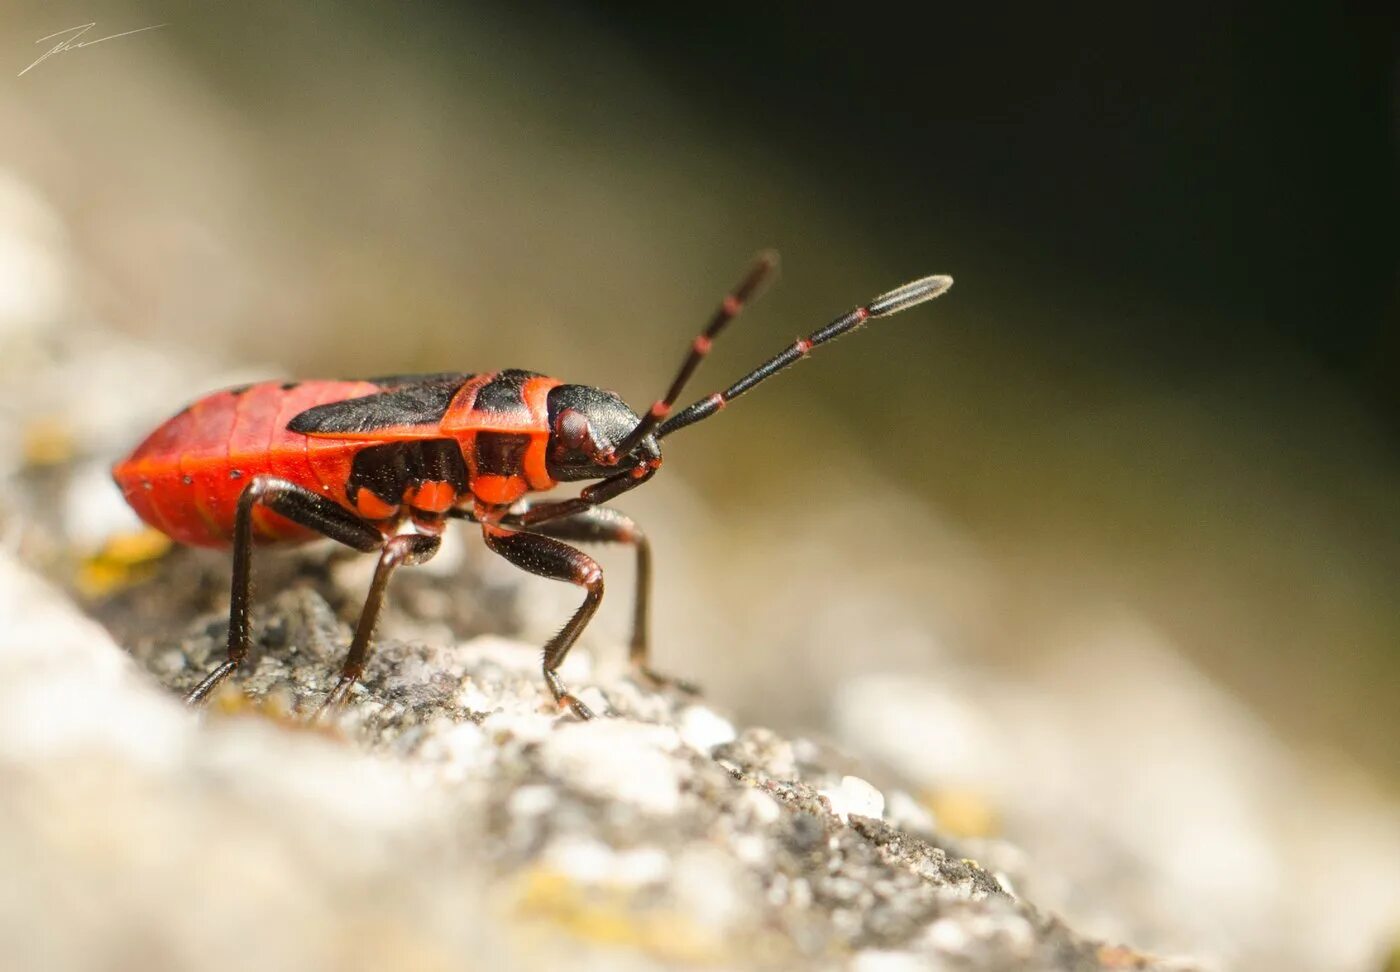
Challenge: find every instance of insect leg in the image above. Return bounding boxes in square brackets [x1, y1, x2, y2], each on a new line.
[505, 504, 696, 695]
[494, 457, 660, 534]
[480, 527, 603, 720]
[184, 476, 383, 706]
[315, 532, 441, 718]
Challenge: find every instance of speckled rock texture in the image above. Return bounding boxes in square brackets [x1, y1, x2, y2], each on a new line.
[3, 549, 1193, 972]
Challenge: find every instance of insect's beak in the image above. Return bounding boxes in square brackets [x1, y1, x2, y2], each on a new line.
[632, 434, 661, 466]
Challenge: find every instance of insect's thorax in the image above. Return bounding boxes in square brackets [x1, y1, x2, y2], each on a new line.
[339, 370, 561, 524]
[344, 428, 553, 523]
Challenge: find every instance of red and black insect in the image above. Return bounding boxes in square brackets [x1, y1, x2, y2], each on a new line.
[113, 254, 952, 719]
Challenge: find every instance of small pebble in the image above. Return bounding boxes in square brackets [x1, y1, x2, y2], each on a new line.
[539, 719, 682, 816]
[677, 704, 737, 753]
[819, 775, 886, 823]
[924, 918, 971, 955]
[454, 679, 493, 714]
[735, 786, 782, 826]
[507, 784, 557, 818]
[852, 950, 937, 972]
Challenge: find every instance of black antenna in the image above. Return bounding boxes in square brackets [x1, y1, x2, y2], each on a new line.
[605, 251, 779, 463]
[656, 273, 953, 439]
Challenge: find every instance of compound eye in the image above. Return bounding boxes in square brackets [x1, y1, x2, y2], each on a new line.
[557, 408, 595, 454]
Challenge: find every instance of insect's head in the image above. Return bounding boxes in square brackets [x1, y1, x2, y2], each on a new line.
[546, 384, 661, 482]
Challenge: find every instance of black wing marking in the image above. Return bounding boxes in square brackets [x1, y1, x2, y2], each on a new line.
[473, 369, 545, 418]
[288, 374, 473, 436]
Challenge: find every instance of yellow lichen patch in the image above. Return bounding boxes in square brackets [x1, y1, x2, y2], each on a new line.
[21, 416, 77, 467]
[921, 788, 1000, 839]
[511, 867, 730, 966]
[207, 684, 342, 739]
[1096, 943, 1157, 968]
[209, 683, 294, 720]
[76, 528, 172, 597]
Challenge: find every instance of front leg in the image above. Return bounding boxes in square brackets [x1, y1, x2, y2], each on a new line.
[480, 525, 604, 720]
[509, 504, 696, 694]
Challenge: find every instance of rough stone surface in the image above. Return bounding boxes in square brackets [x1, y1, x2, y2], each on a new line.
[2, 550, 1194, 972]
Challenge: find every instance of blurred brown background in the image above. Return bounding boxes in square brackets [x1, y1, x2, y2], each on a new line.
[2, 1, 1396, 790]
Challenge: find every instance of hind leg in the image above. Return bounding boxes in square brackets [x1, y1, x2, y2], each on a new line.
[185, 476, 383, 705]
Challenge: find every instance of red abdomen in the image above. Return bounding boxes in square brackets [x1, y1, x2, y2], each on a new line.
[113, 380, 381, 548]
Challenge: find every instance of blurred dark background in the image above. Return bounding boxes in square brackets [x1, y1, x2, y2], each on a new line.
[3, 2, 1397, 783]
[611, 4, 1398, 398]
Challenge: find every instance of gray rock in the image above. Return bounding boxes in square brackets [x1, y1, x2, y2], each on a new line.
[0, 551, 1194, 972]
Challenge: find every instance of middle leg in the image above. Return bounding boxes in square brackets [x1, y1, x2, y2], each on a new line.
[315, 531, 441, 718]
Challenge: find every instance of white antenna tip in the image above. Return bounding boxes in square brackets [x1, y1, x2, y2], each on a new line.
[868, 274, 953, 317]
